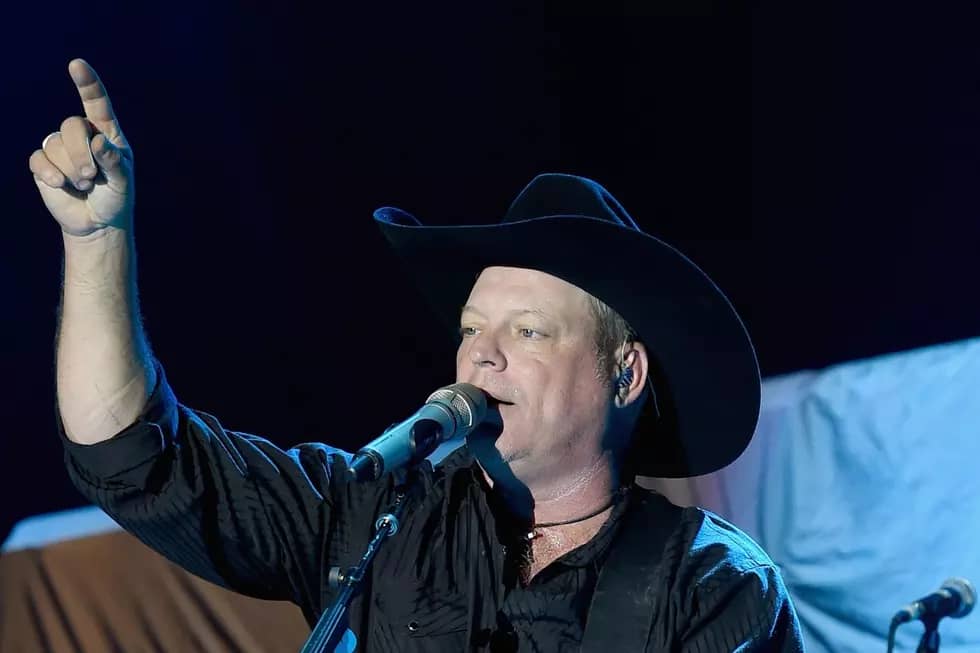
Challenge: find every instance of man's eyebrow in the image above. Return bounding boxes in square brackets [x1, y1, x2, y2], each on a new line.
[459, 305, 557, 320]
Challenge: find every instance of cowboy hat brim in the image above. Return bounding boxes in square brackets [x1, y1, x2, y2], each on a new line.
[373, 209, 760, 478]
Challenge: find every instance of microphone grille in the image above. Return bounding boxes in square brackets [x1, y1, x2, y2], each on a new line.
[942, 577, 977, 618]
[426, 383, 487, 431]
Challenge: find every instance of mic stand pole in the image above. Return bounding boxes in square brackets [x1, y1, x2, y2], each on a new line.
[299, 485, 414, 653]
[915, 615, 940, 653]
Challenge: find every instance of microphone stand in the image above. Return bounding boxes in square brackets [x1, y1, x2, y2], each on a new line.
[916, 615, 940, 653]
[298, 484, 414, 653]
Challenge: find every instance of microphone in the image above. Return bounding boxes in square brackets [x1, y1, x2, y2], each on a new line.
[346, 383, 487, 482]
[893, 577, 977, 625]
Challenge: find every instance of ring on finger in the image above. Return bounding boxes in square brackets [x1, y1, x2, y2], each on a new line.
[42, 131, 61, 150]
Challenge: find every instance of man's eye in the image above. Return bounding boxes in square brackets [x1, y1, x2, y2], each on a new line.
[459, 326, 477, 337]
[519, 328, 543, 339]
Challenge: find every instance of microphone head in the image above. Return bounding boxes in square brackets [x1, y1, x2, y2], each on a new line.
[942, 577, 977, 618]
[425, 383, 487, 437]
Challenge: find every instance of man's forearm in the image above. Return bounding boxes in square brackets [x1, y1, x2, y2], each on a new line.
[57, 226, 156, 445]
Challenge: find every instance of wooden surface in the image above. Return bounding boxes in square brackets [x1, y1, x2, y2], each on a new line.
[0, 530, 309, 652]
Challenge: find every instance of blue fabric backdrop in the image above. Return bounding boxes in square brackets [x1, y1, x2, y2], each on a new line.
[656, 337, 980, 652]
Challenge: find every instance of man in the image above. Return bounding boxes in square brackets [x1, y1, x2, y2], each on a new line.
[31, 59, 804, 651]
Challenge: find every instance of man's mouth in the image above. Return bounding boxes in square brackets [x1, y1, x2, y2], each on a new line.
[484, 395, 515, 409]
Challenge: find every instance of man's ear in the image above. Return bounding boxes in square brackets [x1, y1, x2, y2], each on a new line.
[615, 341, 649, 410]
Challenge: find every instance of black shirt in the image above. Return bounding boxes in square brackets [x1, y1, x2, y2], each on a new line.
[60, 361, 805, 651]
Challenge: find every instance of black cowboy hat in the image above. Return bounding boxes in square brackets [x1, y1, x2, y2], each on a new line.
[372, 173, 760, 478]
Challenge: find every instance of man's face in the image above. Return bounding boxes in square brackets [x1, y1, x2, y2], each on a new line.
[456, 266, 614, 488]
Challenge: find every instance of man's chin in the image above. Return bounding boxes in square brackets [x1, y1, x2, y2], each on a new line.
[467, 430, 531, 475]
[499, 447, 531, 465]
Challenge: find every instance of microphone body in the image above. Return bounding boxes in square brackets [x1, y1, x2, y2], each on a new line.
[346, 383, 487, 482]
[893, 577, 977, 624]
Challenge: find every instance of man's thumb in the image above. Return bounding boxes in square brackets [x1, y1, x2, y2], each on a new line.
[91, 133, 130, 186]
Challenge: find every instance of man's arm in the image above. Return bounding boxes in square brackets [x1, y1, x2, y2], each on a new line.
[29, 58, 152, 445]
[30, 60, 396, 623]
[57, 227, 156, 445]
[57, 360, 381, 623]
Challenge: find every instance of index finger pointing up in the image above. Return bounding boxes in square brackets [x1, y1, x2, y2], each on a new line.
[68, 58, 124, 145]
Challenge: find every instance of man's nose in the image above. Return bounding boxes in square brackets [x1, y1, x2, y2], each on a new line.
[468, 332, 507, 370]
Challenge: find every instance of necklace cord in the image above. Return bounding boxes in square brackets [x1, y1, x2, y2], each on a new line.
[524, 487, 628, 539]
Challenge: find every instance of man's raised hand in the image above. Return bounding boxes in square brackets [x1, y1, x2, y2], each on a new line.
[28, 59, 135, 238]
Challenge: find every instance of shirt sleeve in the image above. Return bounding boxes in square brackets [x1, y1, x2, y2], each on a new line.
[58, 358, 403, 624]
[679, 561, 805, 652]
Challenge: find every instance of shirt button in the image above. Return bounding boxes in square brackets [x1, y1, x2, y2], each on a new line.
[407, 620, 420, 633]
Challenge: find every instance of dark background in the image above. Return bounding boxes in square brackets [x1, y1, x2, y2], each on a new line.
[1, 1, 978, 542]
